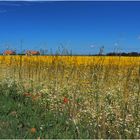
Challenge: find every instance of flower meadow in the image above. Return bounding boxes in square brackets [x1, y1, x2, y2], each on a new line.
[0, 55, 140, 139]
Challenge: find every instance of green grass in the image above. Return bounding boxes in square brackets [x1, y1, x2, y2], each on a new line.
[0, 93, 87, 139]
[0, 80, 82, 139]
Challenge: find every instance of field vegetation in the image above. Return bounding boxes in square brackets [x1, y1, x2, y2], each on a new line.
[0, 55, 140, 139]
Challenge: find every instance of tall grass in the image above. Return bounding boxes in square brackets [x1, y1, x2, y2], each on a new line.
[0, 55, 140, 138]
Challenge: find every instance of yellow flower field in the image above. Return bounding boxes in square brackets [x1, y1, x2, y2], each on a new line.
[0, 55, 139, 82]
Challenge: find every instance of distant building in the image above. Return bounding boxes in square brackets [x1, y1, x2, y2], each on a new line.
[26, 50, 40, 56]
[3, 50, 16, 55]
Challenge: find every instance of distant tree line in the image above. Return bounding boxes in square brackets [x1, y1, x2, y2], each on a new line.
[106, 52, 140, 56]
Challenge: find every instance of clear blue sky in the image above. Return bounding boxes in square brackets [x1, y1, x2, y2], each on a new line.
[0, 1, 140, 54]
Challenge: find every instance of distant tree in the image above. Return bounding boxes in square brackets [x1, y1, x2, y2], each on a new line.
[107, 52, 117, 56]
[106, 52, 140, 56]
[130, 52, 139, 56]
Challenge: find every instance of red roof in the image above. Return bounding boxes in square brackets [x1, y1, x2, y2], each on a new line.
[26, 50, 40, 55]
[3, 50, 16, 55]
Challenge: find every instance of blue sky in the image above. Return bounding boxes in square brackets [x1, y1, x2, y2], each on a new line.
[0, 1, 140, 54]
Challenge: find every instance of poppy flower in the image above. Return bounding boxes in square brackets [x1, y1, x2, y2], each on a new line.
[30, 127, 36, 134]
[63, 97, 69, 103]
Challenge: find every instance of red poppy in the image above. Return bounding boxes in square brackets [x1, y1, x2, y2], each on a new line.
[63, 97, 69, 103]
